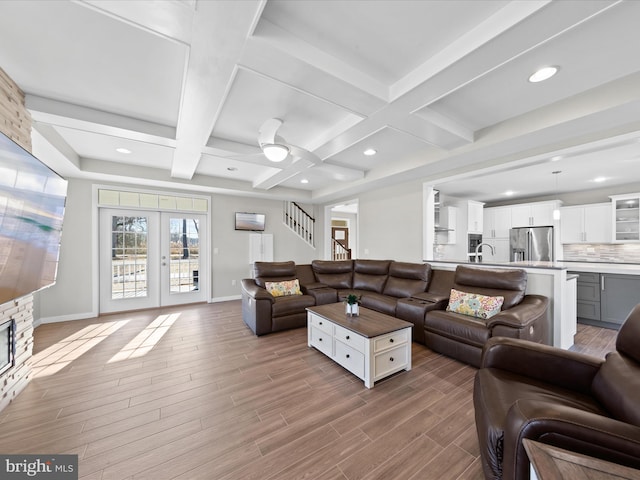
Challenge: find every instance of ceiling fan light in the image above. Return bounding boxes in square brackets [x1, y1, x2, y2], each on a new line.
[262, 144, 289, 162]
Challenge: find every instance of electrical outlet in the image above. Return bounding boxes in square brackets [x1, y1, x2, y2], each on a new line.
[231, 279, 236, 286]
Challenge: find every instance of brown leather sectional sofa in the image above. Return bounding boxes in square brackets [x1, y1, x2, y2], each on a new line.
[241, 259, 550, 367]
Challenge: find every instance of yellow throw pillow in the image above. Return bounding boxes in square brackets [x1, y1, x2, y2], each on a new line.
[265, 279, 302, 297]
[446, 289, 504, 319]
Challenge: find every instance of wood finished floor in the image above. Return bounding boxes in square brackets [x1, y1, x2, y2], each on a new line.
[0, 302, 617, 480]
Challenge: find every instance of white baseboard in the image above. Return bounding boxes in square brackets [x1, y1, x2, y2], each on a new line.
[210, 295, 241, 303]
[35, 310, 98, 327]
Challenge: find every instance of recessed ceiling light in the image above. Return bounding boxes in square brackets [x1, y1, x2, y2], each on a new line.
[528, 66, 559, 83]
[504, 190, 515, 196]
[227, 167, 237, 171]
[593, 176, 606, 183]
[363, 148, 377, 156]
[300, 178, 309, 184]
[116, 147, 131, 154]
[550, 155, 563, 162]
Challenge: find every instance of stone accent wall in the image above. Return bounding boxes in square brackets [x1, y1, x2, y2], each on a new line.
[0, 66, 34, 412]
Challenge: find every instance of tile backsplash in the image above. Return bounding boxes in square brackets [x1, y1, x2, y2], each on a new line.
[563, 243, 640, 263]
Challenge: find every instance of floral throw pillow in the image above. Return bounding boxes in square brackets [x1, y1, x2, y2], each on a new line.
[265, 279, 302, 297]
[446, 289, 504, 319]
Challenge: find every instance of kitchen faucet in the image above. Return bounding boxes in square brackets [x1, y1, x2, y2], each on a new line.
[474, 243, 495, 262]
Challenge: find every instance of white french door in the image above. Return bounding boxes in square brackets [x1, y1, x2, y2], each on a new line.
[99, 209, 207, 313]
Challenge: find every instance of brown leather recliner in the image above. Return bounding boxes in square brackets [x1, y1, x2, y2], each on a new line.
[241, 261, 316, 335]
[424, 265, 549, 367]
[474, 303, 640, 480]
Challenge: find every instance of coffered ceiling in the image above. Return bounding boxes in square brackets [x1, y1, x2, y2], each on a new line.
[0, 0, 639, 204]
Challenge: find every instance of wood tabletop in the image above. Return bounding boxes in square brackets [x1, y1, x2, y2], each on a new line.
[524, 439, 640, 480]
[307, 303, 413, 338]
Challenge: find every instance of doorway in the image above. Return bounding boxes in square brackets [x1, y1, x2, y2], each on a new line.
[331, 226, 351, 260]
[99, 209, 207, 313]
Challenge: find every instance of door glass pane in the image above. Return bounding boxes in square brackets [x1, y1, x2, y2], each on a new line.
[111, 215, 148, 299]
[169, 217, 200, 293]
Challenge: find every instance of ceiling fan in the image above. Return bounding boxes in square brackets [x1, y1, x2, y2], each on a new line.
[258, 118, 321, 165]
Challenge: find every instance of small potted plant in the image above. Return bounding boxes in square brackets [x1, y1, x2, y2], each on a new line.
[345, 294, 360, 317]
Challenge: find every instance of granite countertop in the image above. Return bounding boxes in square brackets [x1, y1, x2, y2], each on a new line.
[429, 259, 640, 275]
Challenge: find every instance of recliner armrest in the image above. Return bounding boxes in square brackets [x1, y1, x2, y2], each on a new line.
[503, 399, 640, 480]
[411, 291, 449, 304]
[481, 337, 603, 393]
[241, 279, 274, 302]
[486, 295, 548, 329]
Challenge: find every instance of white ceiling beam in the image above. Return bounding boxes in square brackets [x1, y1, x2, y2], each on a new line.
[390, 0, 552, 100]
[313, 163, 365, 182]
[77, 0, 195, 45]
[253, 158, 314, 190]
[252, 19, 388, 101]
[170, 1, 266, 180]
[26, 95, 176, 146]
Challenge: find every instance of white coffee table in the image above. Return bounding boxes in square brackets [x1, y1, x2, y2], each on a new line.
[307, 303, 413, 388]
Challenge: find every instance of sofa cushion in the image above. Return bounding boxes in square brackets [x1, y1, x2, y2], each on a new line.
[360, 292, 397, 316]
[312, 260, 353, 289]
[353, 259, 391, 293]
[425, 310, 491, 347]
[383, 262, 431, 298]
[271, 294, 316, 317]
[446, 289, 504, 319]
[454, 266, 526, 309]
[265, 279, 301, 297]
[254, 261, 297, 288]
[591, 352, 640, 427]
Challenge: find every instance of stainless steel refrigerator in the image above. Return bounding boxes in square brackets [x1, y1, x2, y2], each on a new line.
[509, 226, 554, 262]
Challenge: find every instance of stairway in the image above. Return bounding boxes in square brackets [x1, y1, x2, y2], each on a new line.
[283, 201, 315, 248]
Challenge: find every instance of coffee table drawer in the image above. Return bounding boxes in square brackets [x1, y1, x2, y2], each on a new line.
[310, 326, 333, 356]
[374, 345, 409, 379]
[334, 324, 365, 353]
[334, 340, 365, 378]
[373, 329, 409, 353]
[309, 313, 334, 334]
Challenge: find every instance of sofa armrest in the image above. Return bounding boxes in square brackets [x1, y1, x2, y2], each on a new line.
[241, 279, 274, 302]
[411, 291, 449, 305]
[503, 399, 640, 480]
[241, 279, 275, 336]
[486, 295, 548, 329]
[481, 337, 603, 393]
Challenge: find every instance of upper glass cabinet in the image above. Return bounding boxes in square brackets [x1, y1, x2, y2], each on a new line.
[611, 194, 640, 242]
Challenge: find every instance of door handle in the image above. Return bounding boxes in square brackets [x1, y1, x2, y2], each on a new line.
[601, 276, 605, 291]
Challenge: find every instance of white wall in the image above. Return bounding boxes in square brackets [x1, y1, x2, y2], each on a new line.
[211, 194, 318, 299]
[35, 179, 319, 322]
[356, 180, 424, 262]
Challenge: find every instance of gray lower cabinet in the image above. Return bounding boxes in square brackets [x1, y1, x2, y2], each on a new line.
[600, 274, 640, 326]
[572, 272, 601, 322]
[572, 271, 640, 328]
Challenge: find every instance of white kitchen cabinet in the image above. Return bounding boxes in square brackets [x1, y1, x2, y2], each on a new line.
[483, 206, 511, 239]
[560, 203, 611, 243]
[611, 193, 640, 242]
[467, 201, 484, 234]
[511, 201, 557, 227]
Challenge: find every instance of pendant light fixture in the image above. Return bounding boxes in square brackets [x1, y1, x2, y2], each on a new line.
[552, 170, 561, 220]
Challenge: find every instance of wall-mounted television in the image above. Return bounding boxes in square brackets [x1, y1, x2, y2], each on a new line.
[235, 212, 265, 231]
[0, 131, 67, 306]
